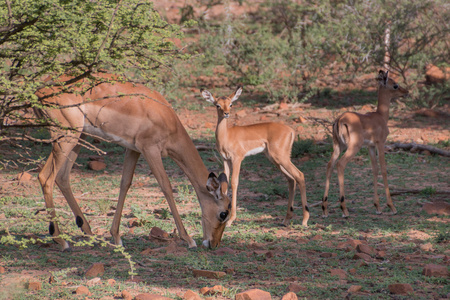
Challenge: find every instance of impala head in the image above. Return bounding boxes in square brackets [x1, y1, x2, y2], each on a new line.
[201, 86, 243, 119]
[202, 172, 231, 248]
[376, 70, 409, 98]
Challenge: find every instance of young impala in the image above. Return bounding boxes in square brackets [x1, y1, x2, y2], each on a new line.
[321, 70, 408, 217]
[36, 73, 231, 250]
[201, 86, 309, 227]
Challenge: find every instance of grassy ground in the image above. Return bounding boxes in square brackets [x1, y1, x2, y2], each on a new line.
[0, 125, 449, 299]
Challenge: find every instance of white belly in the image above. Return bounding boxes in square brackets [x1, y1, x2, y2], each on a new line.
[83, 124, 139, 152]
[244, 146, 265, 157]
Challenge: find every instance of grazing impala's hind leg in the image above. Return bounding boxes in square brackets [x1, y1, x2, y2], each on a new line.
[227, 158, 243, 227]
[55, 141, 93, 236]
[38, 135, 81, 250]
[110, 149, 140, 246]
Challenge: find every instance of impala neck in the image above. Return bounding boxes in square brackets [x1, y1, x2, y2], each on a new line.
[376, 87, 391, 123]
[169, 125, 211, 200]
[215, 113, 229, 144]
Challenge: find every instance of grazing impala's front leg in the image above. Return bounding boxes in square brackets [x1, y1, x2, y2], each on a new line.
[110, 149, 140, 246]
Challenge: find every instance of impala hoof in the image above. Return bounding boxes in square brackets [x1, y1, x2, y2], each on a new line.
[322, 214, 329, 218]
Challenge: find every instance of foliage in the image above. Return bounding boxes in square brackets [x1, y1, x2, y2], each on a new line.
[0, 0, 191, 143]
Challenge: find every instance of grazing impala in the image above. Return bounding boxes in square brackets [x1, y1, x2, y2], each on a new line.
[36, 73, 230, 250]
[201, 86, 309, 227]
[321, 70, 408, 217]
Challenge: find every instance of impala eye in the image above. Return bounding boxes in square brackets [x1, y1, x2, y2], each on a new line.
[219, 211, 228, 222]
[393, 84, 399, 89]
[216, 105, 220, 108]
[230, 104, 233, 107]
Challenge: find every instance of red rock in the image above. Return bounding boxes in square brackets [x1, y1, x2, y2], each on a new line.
[235, 289, 272, 300]
[201, 285, 227, 296]
[213, 247, 235, 256]
[107, 279, 116, 286]
[419, 243, 434, 252]
[347, 285, 362, 293]
[353, 253, 371, 261]
[376, 250, 387, 259]
[199, 287, 210, 295]
[135, 294, 173, 300]
[85, 263, 105, 278]
[192, 269, 226, 279]
[122, 290, 132, 300]
[17, 172, 32, 183]
[337, 239, 364, 250]
[88, 161, 106, 171]
[184, 290, 202, 300]
[150, 227, 169, 239]
[279, 102, 289, 110]
[0, 266, 5, 273]
[422, 202, 450, 216]
[76, 286, 90, 295]
[422, 264, 449, 277]
[28, 281, 42, 290]
[328, 268, 347, 279]
[388, 283, 414, 295]
[281, 292, 298, 300]
[356, 244, 375, 256]
[287, 283, 306, 293]
[320, 252, 336, 258]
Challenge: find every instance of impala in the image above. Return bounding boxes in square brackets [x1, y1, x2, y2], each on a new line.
[35, 73, 231, 250]
[321, 70, 408, 217]
[201, 86, 309, 227]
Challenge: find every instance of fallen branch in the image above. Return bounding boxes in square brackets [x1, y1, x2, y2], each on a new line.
[388, 142, 450, 157]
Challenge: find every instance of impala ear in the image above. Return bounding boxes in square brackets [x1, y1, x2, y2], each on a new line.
[217, 173, 229, 194]
[377, 70, 389, 86]
[231, 85, 243, 103]
[201, 89, 215, 104]
[206, 172, 220, 193]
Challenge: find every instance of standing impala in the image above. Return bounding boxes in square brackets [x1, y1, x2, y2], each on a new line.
[36, 73, 230, 250]
[321, 70, 408, 217]
[201, 86, 309, 227]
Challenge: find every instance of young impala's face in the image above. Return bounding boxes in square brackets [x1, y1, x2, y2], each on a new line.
[377, 70, 409, 98]
[201, 173, 231, 248]
[201, 86, 243, 119]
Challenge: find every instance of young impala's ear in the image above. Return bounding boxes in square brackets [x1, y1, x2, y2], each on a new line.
[201, 89, 215, 104]
[218, 173, 229, 194]
[377, 70, 389, 86]
[231, 85, 243, 103]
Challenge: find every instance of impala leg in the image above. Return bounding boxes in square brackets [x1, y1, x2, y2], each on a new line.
[377, 143, 396, 214]
[226, 158, 242, 226]
[110, 149, 140, 246]
[282, 174, 296, 226]
[39, 138, 80, 250]
[322, 142, 341, 218]
[55, 142, 93, 236]
[336, 146, 359, 218]
[279, 161, 309, 226]
[142, 147, 197, 248]
[368, 146, 382, 214]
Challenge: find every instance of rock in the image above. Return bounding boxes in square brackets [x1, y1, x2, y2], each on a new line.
[328, 268, 347, 279]
[107, 279, 116, 286]
[17, 172, 32, 184]
[337, 239, 365, 250]
[353, 253, 371, 261]
[135, 294, 173, 300]
[87, 277, 101, 286]
[88, 161, 107, 171]
[28, 281, 42, 291]
[122, 290, 132, 300]
[376, 250, 387, 259]
[0, 266, 5, 273]
[422, 264, 449, 277]
[419, 243, 434, 252]
[320, 252, 337, 258]
[388, 283, 414, 295]
[184, 290, 202, 300]
[76, 286, 90, 295]
[425, 64, 450, 84]
[200, 285, 227, 296]
[85, 263, 105, 278]
[150, 227, 169, 239]
[192, 269, 226, 279]
[235, 289, 272, 300]
[347, 285, 362, 293]
[422, 202, 450, 216]
[199, 287, 210, 295]
[356, 244, 375, 256]
[279, 102, 289, 110]
[287, 283, 306, 293]
[281, 292, 298, 300]
[348, 268, 357, 274]
[213, 247, 235, 256]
